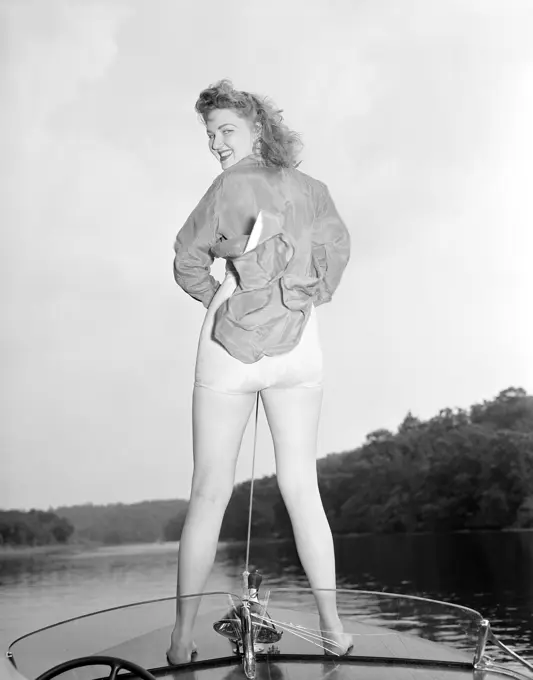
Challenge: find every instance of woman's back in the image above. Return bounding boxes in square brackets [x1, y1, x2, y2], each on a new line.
[174, 154, 350, 316]
[213, 156, 322, 254]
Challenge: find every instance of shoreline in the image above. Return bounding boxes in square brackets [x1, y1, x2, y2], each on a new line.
[0, 541, 179, 558]
[2, 527, 532, 558]
[0, 543, 94, 558]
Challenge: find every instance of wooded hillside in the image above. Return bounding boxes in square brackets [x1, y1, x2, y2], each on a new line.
[2, 387, 531, 547]
[220, 387, 533, 539]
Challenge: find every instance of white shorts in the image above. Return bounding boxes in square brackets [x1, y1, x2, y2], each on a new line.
[194, 272, 323, 395]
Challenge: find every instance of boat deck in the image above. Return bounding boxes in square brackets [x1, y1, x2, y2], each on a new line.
[7, 591, 530, 680]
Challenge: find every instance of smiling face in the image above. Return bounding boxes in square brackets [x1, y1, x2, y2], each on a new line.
[205, 108, 258, 169]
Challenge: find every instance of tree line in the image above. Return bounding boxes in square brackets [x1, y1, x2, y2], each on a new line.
[218, 387, 533, 539]
[0, 509, 74, 546]
[2, 387, 531, 547]
[0, 499, 188, 548]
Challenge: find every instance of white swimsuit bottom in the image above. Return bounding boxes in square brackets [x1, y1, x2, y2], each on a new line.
[194, 272, 323, 395]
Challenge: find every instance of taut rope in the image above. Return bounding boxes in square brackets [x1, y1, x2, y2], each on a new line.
[244, 393, 260, 577]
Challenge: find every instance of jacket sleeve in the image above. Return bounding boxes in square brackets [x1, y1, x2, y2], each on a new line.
[312, 182, 351, 306]
[173, 178, 222, 308]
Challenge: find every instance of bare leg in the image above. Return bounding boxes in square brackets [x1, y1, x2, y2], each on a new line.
[260, 386, 353, 655]
[167, 385, 257, 664]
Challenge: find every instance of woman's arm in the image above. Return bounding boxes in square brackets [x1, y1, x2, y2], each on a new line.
[173, 178, 222, 308]
[312, 182, 351, 306]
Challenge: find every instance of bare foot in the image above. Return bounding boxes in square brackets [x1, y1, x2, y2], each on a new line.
[320, 618, 353, 656]
[166, 636, 198, 665]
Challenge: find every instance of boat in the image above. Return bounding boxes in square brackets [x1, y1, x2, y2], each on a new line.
[3, 569, 533, 680]
[4, 397, 532, 679]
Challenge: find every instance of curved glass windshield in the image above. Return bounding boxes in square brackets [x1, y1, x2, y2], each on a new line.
[8, 589, 482, 680]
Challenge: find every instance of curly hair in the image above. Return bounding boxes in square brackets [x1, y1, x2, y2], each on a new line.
[195, 79, 303, 169]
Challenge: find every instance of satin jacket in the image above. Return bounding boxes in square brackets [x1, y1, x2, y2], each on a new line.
[173, 155, 350, 364]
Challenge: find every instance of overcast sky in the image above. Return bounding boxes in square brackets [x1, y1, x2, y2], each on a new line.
[1, 0, 532, 511]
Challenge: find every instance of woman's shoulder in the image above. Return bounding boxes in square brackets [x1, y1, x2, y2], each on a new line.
[213, 157, 330, 211]
[228, 158, 325, 187]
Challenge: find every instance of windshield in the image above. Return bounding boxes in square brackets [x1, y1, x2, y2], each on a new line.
[8, 588, 482, 679]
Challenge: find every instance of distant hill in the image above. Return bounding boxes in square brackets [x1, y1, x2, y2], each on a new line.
[54, 498, 189, 545]
[5, 386, 533, 549]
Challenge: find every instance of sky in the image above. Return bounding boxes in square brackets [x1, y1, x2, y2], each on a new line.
[1, 0, 532, 511]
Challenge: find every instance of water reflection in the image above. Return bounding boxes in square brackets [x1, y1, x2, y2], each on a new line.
[217, 532, 533, 659]
[1, 532, 532, 661]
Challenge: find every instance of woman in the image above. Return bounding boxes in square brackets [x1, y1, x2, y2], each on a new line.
[168, 80, 352, 663]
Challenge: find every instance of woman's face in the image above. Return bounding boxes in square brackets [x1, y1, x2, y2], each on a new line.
[205, 108, 257, 170]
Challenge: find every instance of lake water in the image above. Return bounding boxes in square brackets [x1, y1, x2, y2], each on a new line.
[1, 531, 532, 666]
